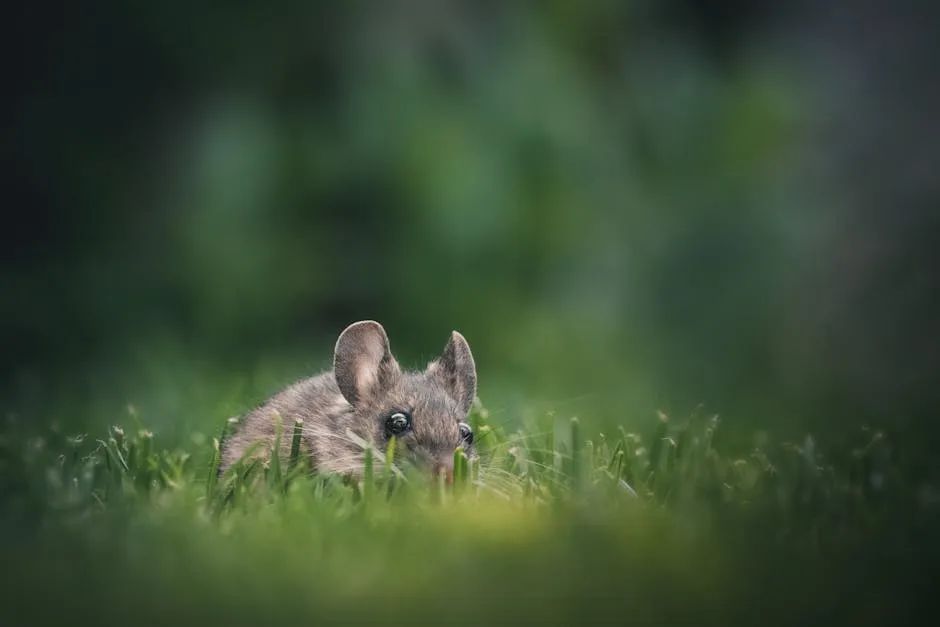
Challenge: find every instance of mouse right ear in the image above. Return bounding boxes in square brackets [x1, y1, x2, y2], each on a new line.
[334, 321, 401, 407]
[427, 330, 477, 416]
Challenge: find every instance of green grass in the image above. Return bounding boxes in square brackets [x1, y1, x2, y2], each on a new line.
[0, 402, 937, 626]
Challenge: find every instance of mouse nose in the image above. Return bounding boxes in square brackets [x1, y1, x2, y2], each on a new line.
[432, 458, 454, 484]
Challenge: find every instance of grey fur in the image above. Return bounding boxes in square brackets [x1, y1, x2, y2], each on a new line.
[219, 321, 478, 477]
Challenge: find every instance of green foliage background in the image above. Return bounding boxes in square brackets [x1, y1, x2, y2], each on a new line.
[5, 1, 938, 443]
[3, 1, 940, 624]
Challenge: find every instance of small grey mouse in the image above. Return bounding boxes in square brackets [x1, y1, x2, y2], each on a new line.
[220, 320, 478, 479]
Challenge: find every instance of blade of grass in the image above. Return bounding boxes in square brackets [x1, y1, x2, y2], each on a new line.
[288, 418, 303, 472]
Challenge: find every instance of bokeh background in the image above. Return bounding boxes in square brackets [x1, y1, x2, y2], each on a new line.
[5, 1, 939, 461]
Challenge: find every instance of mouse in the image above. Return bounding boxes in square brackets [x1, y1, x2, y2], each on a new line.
[219, 320, 478, 481]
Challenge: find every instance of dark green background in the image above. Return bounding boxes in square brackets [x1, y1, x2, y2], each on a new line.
[5, 1, 939, 456]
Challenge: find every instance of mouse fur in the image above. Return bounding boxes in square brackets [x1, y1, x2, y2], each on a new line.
[219, 321, 478, 479]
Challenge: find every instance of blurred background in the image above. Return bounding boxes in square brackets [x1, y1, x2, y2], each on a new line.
[4, 1, 939, 460]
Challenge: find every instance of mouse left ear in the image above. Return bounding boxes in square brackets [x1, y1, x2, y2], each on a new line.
[428, 331, 477, 415]
[334, 321, 401, 407]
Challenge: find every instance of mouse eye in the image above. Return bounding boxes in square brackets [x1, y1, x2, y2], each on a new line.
[385, 411, 411, 437]
[458, 421, 473, 445]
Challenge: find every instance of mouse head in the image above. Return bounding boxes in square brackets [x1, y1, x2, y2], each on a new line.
[334, 320, 477, 480]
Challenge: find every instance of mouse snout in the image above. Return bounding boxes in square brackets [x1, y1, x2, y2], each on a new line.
[431, 458, 454, 484]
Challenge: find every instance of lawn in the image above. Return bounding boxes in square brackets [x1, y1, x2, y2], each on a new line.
[1, 401, 935, 626]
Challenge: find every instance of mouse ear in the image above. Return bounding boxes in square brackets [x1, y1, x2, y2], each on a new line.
[334, 321, 400, 407]
[428, 331, 477, 415]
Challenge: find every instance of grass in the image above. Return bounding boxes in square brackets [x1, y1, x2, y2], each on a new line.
[0, 401, 937, 626]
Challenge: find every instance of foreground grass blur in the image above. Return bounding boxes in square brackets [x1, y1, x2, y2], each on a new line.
[1, 403, 936, 626]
